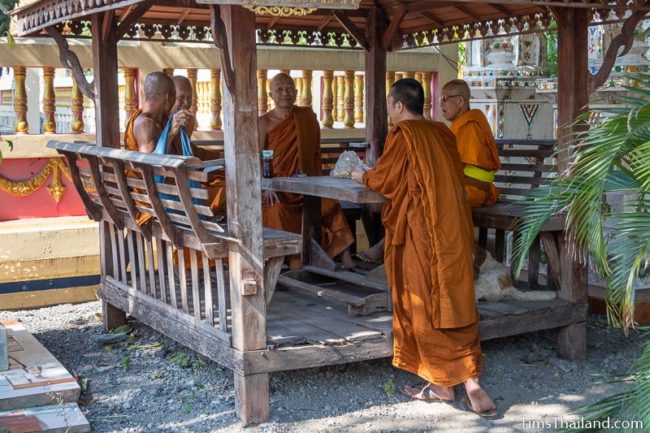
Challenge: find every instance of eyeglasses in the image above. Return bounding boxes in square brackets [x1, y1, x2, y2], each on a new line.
[441, 95, 463, 102]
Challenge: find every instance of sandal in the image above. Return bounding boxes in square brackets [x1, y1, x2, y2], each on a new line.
[402, 384, 454, 403]
[461, 396, 498, 418]
[354, 252, 383, 265]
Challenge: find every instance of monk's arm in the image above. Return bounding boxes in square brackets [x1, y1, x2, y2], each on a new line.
[362, 133, 403, 194]
[133, 117, 158, 153]
[455, 123, 484, 165]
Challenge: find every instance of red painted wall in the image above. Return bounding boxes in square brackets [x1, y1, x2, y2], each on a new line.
[0, 158, 86, 221]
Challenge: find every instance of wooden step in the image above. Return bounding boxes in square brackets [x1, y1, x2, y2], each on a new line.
[0, 403, 90, 432]
[0, 321, 80, 412]
[0, 324, 7, 372]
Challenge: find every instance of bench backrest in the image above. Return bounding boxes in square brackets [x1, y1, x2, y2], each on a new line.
[47, 141, 233, 257]
[493, 139, 557, 201]
[193, 138, 368, 175]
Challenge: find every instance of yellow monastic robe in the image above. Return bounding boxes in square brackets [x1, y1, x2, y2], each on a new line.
[450, 109, 501, 207]
[262, 106, 354, 258]
[364, 119, 482, 387]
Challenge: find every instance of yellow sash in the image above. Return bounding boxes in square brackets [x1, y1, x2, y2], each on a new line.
[463, 164, 495, 183]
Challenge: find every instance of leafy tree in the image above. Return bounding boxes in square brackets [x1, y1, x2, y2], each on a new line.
[512, 73, 650, 432]
[0, 0, 17, 36]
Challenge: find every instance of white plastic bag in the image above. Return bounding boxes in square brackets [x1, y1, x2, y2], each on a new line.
[329, 150, 369, 178]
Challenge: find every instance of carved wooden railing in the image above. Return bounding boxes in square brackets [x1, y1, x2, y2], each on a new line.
[0, 67, 436, 134]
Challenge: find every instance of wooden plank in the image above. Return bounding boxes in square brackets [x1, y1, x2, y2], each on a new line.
[136, 232, 147, 292]
[146, 237, 157, 298]
[0, 403, 90, 433]
[100, 170, 209, 200]
[0, 324, 6, 372]
[264, 257, 284, 306]
[215, 258, 228, 332]
[156, 237, 167, 303]
[262, 176, 384, 204]
[528, 235, 540, 288]
[203, 255, 215, 325]
[277, 274, 366, 307]
[190, 249, 201, 320]
[108, 222, 120, 280]
[101, 277, 235, 368]
[117, 226, 127, 282]
[303, 265, 390, 291]
[130, 191, 213, 217]
[178, 248, 189, 313]
[494, 229, 505, 262]
[166, 242, 177, 308]
[126, 230, 137, 290]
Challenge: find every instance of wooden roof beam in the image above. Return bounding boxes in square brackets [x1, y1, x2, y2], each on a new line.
[317, 15, 333, 31]
[177, 8, 191, 26]
[418, 11, 444, 27]
[488, 3, 512, 15]
[453, 4, 482, 20]
[333, 10, 369, 51]
[382, 5, 407, 51]
[116, 0, 152, 39]
[405, 1, 464, 14]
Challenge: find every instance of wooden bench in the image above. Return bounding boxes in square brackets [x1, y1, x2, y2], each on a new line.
[472, 139, 565, 290]
[47, 141, 302, 340]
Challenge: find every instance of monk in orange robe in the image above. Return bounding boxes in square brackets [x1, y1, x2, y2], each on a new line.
[442, 79, 500, 207]
[259, 73, 355, 268]
[124, 72, 225, 226]
[352, 79, 496, 417]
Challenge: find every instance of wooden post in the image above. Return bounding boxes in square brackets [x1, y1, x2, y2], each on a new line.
[301, 69, 312, 109]
[365, 7, 388, 165]
[123, 67, 138, 121]
[210, 68, 222, 130]
[343, 70, 355, 128]
[187, 68, 198, 114]
[386, 71, 395, 127]
[91, 11, 127, 330]
[42, 67, 56, 134]
[257, 69, 268, 114]
[336, 75, 345, 122]
[71, 73, 85, 133]
[322, 70, 334, 128]
[422, 72, 432, 120]
[354, 73, 364, 125]
[554, 6, 589, 361]
[219, 5, 268, 423]
[13, 66, 28, 134]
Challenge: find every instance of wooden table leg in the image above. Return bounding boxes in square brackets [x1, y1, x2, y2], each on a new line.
[301, 195, 321, 265]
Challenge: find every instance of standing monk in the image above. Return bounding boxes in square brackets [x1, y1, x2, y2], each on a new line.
[259, 73, 355, 269]
[351, 79, 496, 417]
[441, 79, 500, 207]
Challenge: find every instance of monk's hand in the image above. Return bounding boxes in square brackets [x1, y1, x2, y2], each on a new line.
[351, 169, 366, 184]
[170, 110, 192, 137]
[262, 190, 280, 207]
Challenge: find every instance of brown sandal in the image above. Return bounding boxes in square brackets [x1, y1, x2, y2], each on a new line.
[461, 396, 498, 418]
[402, 384, 454, 403]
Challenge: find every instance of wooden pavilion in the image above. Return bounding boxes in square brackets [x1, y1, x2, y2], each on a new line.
[11, 0, 650, 424]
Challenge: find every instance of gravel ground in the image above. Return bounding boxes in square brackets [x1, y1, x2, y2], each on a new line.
[1, 301, 646, 433]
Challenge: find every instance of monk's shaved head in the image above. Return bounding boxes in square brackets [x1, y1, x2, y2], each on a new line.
[144, 72, 174, 100]
[442, 79, 471, 101]
[390, 78, 424, 115]
[172, 75, 192, 94]
[269, 72, 297, 109]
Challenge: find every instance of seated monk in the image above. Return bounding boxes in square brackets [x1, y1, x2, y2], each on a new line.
[258, 73, 355, 269]
[357, 80, 502, 264]
[441, 79, 500, 208]
[351, 78, 496, 417]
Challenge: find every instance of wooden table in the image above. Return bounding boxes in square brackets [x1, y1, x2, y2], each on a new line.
[262, 176, 384, 265]
[262, 176, 390, 316]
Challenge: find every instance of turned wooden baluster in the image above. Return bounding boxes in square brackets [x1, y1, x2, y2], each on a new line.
[258, 69, 268, 114]
[321, 70, 334, 128]
[422, 72, 432, 120]
[162, 68, 173, 77]
[13, 66, 28, 134]
[210, 68, 222, 131]
[71, 73, 85, 133]
[295, 77, 303, 106]
[343, 70, 354, 128]
[404, 71, 415, 79]
[43, 67, 56, 134]
[187, 68, 198, 114]
[123, 67, 138, 121]
[395, 72, 404, 81]
[301, 70, 312, 108]
[336, 75, 345, 122]
[331, 72, 338, 123]
[354, 73, 364, 125]
[386, 71, 395, 127]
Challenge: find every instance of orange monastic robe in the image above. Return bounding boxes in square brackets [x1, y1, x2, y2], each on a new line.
[364, 119, 482, 387]
[124, 109, 226, 227]
[263, 107, 354, 258]
[450, 109, 500, 207]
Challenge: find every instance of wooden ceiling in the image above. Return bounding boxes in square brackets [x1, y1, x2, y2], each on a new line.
[12, 0, 650, 49]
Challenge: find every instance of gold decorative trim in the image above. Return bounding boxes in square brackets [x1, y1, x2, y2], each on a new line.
[0, 158, 72, 203]
[243, 5, 317, 16]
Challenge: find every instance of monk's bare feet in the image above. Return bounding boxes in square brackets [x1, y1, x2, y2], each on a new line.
[464, 378, 496, 417]
[340, 249, 356, 270]
[403, 383, 454, 402]
[356, 239, 385, 263]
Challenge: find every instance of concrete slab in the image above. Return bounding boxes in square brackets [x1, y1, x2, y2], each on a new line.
[0, 403, 90, 433]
